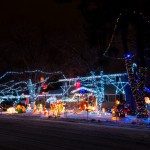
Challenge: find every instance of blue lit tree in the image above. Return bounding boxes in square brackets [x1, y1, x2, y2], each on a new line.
[0, 70, 62, 102]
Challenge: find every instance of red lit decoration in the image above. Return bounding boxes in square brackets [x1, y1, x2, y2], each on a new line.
[25, 98, 29, 105]
[76, 81, 81, 89]
[43, 84, 48, 90]
[40, 76, 48, 94]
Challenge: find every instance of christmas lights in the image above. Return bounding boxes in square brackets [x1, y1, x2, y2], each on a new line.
[59, 71, 128, 110]
[125, 54, 148, 118]
[0, 70, 62, 80]
[0, 70, 62, 100]
[103, 9, 150, 60]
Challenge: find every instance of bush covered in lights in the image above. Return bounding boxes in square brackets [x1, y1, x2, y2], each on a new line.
[16, 105, 26, 113]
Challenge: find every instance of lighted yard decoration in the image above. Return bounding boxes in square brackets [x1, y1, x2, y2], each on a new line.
[0, 70, 63, 103]
[50, 100, 65, 117]
[7, 107, 16, 114]
[16, 105, 26, 113]
[103, 9, 149, 118]
[59, 71, 128, 112]
[125, 54, 148, 118]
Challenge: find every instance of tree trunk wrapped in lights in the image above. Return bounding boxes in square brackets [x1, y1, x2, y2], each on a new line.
[125, 55, 148, 118]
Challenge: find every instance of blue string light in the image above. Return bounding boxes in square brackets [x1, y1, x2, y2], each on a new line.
[0, 70, 63, 99]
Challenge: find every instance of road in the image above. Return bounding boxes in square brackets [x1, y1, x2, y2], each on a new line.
[0, 116, 150, 150]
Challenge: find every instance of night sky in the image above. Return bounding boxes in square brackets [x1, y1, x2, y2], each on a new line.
[0, 0, 149, 77]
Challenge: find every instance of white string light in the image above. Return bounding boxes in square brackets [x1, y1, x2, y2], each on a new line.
[0, 70, 63, 99]
[103, 9, 150, 60]
[0, 70, 62, 80]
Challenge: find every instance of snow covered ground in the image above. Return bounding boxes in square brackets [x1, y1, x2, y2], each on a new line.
[1, 110, 150, 125]
[61, 111, 150, 124]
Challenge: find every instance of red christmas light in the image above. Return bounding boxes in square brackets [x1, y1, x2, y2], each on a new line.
[76, 81, 81, 89]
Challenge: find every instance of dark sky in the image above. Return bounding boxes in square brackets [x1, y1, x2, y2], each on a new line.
[0, 0, 84, 46]
[0, 0, 149, 77]
[0, 0, 88, 77]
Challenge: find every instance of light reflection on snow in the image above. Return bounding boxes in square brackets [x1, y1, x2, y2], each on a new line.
[1, 107, 150, 124]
